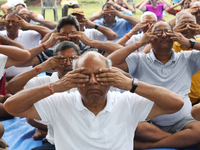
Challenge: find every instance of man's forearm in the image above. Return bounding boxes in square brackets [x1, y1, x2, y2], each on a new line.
[97, 25, 117, 40]
[4, 84, 51, 117]
[119, 14, 140, 25]
[29, 24, 51, 37]
[6, 68, 40, 94]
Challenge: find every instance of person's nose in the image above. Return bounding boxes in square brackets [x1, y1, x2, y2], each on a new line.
[162, 31, 167, 37]
[89, 73, 98, 84]
[66, 58, 72, 66]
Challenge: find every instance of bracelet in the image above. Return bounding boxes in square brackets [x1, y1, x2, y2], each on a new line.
[48, 83, 54, 95]
[34, 66, 40, 74]
[136, 41, 139, 53]
[41, 43, 47, 50]
[124, 34, 130, 39]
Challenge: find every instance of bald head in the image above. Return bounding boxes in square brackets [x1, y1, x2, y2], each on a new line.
[152, 21, 171, 32]
[73, 51, 112, 70]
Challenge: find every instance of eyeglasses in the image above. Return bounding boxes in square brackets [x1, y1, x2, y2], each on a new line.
[153, 30, 173, 36]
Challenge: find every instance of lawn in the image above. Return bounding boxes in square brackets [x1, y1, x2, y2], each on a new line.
[0, 0, 177, 22]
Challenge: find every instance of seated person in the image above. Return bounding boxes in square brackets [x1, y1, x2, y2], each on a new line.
[18, 7, 44, 24]
[61, 0, 79, 17]
[139, 0, 172, 21]
[1, 0, 26, 14]
[4, 51, 183, 149]
[89, 3, 140, 42]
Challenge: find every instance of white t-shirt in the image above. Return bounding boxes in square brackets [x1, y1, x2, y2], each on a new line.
[34, 91, 154, 150]
[84, 28, 107, 42]
[125, 32, 145, 53]
[0, 30, 41, 77]
[0, 54, 7, 80]
[24, 72, 77, 144]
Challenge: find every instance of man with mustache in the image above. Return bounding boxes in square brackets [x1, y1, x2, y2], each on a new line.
[6, 41, 80, 150]
[108, 21, 200, 148]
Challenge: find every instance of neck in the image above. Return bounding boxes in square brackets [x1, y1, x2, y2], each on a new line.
[82, 96, 107, 116]
[7, 31, 18, 40]
[153, 48, 172, 64]
[152, 4, 157, 8]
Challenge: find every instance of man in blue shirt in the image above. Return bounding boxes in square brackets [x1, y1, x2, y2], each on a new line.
[90, 3, 140, 42]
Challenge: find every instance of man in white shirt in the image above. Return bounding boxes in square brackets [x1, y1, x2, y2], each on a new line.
[4, 51, 183, 150]
[6, 41, 80, 150]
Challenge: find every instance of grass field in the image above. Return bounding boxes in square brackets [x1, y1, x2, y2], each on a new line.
[0, 0, 177, 22]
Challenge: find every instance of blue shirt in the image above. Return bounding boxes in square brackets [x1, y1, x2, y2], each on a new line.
[126, 49, 200, 126]
[94, 18, 132, 42]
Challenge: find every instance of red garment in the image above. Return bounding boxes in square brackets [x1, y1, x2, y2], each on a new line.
[0, 73, 7, 95]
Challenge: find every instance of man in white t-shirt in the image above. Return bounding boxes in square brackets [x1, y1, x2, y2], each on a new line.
[6, 41, 80, 150]
[0, 11, 51, 79]
[4, 51, 183, 150]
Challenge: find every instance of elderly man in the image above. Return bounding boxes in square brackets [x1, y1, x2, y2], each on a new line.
[108, 21, 200, 148]
[116, 11, 157, 52]
[90, 3, 140, 42]
[6, 41, 80, 150]
[4, 51, 183, 149]
[172, 12, 200, 106]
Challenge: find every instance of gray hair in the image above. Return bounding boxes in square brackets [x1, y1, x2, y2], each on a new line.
[141, 11, 157, 22]
[72, 56, 112, 70]
[53, 41, 81, 56]
[175, 11, 196, 26]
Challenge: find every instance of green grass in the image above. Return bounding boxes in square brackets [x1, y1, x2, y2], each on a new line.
[0, 0, 176, 22]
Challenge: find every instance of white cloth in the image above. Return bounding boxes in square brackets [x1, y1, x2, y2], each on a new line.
[6, 0, 24, 7]
[0, 30, 41, 77]
[84, 28, 107, 42]
[34, 91, 154, 150]
[24, 72, 77, 144]
[125, 32, 145, 53]
[0, 54, 7, 80]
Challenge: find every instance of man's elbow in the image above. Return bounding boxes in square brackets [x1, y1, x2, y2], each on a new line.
[172, 95, 184, 112]
[107, 33, 118, 41]
[3, 99, 16, 116]
[5, 83, 18, 95]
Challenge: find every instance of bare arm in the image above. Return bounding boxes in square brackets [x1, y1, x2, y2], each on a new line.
[29, 13, 57, 29]
[139, 0, 148, 11]
[88, 9, 103, 21]
[69, 31, 123, 55]
[135, 0, 146, 8]
[4, 68, 88, 119]
[17, 15, 51, 39]
[6, 56, 66, 94]
[115, 10, 140, 26]
[84, 18, 117, 40]
[0, 45, 30, 68]
[96, 68, 184, 119]
[122, 0, 135, 13]
[160, 0, 172, 9]
[0, 35, 25, 49]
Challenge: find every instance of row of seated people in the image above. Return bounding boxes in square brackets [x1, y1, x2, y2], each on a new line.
[1, 1, 200, 150]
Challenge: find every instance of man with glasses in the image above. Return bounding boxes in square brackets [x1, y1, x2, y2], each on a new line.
[90, 3, 140, 42]
[6, 41, 80, 150]
[108, 21, 200, 149]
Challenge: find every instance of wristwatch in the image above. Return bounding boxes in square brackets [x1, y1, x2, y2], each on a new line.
[189, 38, 196, 49]
[130, 78, 138, 93]
[94, 24, 99, 29]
